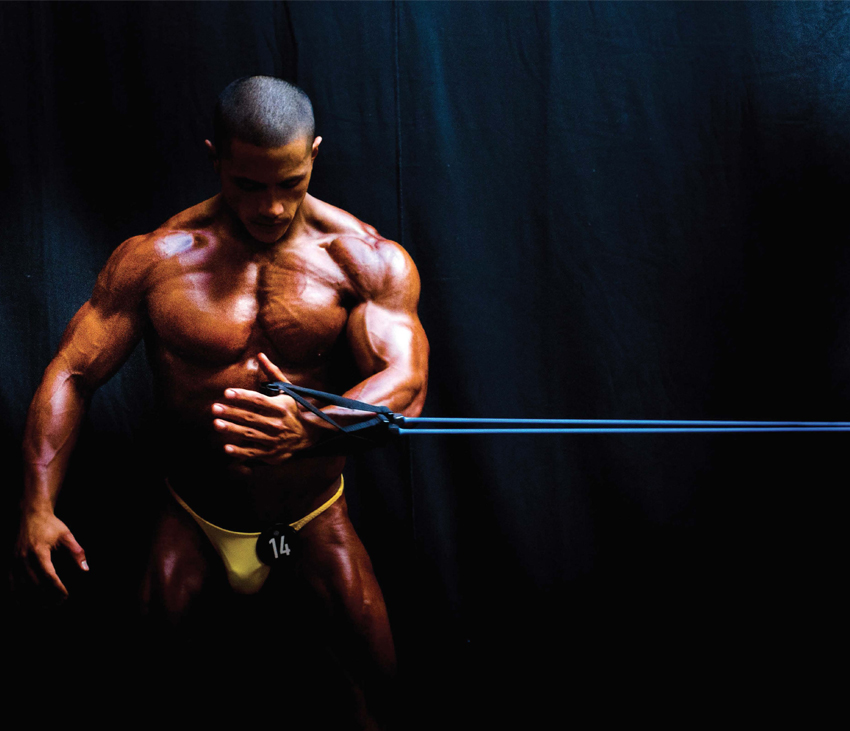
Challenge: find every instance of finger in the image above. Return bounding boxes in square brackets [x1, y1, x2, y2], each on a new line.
[213, 401, 277, 425]
[257, 352, 290, 382]
[222, 388, 286, 414]
[214, 418, 278, 443]
[59, 532, 89, 572]
[43, 564, 69, 597]
[21, 555, 41, 587]
[34, 548, 69, 597]
[212, 402, 289, 432]
[223, 443, 289, 461]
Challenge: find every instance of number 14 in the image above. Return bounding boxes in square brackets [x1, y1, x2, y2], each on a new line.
[269, 535, 291, 559]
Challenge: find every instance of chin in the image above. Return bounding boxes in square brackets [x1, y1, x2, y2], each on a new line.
[246, 222, 288, 244]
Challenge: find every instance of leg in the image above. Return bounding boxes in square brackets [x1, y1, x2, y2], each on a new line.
[139, 491, 224, 626]
[133, 493, 235, 700]
[295, 493, 397, 729]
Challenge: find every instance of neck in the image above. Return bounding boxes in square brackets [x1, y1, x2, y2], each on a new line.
[216, 194, 315, 249]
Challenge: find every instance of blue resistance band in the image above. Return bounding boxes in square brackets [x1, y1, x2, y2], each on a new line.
[258, 382, 850, 451]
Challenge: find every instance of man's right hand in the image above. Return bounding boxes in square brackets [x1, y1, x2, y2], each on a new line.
[14, 511, 88, 598]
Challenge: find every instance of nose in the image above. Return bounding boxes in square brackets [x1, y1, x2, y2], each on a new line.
[258, 191, 285, 220]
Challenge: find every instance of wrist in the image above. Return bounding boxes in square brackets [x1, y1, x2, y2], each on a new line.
[20, 495, 55, 518]
[299, 414, 331, 447]
[301, 409, 345, 434]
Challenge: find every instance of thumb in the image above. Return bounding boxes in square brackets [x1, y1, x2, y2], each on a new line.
[59, 531, 89, 571]
[258, 352, 290, 383]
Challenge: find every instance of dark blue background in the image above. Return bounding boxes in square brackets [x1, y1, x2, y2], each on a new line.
[2, 2, 844, 724]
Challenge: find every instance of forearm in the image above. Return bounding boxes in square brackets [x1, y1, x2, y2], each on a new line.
[320, 302, 428, 427]
[342, 365, 427, 417]
[21, 363, 89, 515]
[298, 364, 427, 438]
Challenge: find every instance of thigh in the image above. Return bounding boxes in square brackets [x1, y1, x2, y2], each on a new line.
[296, 494, 397, 680]
[139, 492, 224, 625]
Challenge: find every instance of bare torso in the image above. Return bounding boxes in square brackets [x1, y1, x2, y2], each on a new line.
[142, 193, 386, 528]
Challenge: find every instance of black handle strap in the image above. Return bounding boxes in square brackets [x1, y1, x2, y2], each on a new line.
[259, 381, 402, 454]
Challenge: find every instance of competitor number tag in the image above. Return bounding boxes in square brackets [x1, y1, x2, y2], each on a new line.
[257, 523, 297, 566]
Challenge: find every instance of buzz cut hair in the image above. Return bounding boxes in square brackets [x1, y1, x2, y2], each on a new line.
[213, 76, 315, 156]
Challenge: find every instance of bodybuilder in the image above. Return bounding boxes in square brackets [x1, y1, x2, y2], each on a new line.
[14, 76, 428, 725]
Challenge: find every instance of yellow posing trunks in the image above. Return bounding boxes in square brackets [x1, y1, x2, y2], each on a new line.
[167, 477, 344, 595]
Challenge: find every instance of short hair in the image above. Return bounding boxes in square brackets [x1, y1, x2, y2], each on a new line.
[213, 76, 315, 156]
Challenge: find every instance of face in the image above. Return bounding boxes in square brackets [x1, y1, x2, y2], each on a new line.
[213, 135, 321, 244]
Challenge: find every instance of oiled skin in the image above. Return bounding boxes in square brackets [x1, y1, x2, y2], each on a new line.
[141, 192, 426, 527]
[15, 134, 428, 727]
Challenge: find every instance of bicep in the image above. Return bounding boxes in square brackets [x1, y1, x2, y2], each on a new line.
[346, 302, 428, 377]
[51, 298, 145, 393]
[338, 235, 429, 389]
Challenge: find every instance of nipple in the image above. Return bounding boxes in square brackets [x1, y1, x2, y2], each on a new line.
[246, 356, 260, 388]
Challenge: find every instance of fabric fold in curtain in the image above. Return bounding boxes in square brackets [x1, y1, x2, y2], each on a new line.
[2, 2, 845, 723]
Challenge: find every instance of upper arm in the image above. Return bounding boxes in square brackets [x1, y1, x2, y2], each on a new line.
[338, 237, 429, 387]
[49, 235, 151, 394]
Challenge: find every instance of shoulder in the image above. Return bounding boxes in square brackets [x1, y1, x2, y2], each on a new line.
[326, 234, 416, 301]
[91, 233, 159, 307]
[92, 198, 219, 306]
[307, 197, 419, 302]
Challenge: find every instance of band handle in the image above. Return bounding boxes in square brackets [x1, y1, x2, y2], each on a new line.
[259, 381, 402, 455]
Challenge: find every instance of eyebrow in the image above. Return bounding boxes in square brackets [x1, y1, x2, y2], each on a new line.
[233, 174, 305, 186]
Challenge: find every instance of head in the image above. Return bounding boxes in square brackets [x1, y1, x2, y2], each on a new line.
[207, 76, 322, 244]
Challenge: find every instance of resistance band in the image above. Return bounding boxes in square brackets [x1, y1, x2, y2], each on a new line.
[259, 382, 850, 452]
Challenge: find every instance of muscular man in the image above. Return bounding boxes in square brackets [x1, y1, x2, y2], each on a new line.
[15, 76, 428, 726]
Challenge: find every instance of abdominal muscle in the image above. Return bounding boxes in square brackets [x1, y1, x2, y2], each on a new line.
[150, 344, 347, 532]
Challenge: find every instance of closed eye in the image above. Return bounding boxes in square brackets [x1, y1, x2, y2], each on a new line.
[278, 176, 305, 189]
[233, 178, 264, 192]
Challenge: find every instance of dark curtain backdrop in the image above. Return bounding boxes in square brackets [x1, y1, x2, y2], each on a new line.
[2, 1, 845, 724]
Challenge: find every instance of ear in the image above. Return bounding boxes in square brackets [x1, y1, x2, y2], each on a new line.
[311, 136, 322, 160]
[204, 139, 220, 173]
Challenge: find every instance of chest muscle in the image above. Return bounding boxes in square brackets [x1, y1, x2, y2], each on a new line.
[148, 258, 349, 366]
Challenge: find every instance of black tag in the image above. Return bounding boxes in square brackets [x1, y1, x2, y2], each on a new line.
[256, 523, 297, 566]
